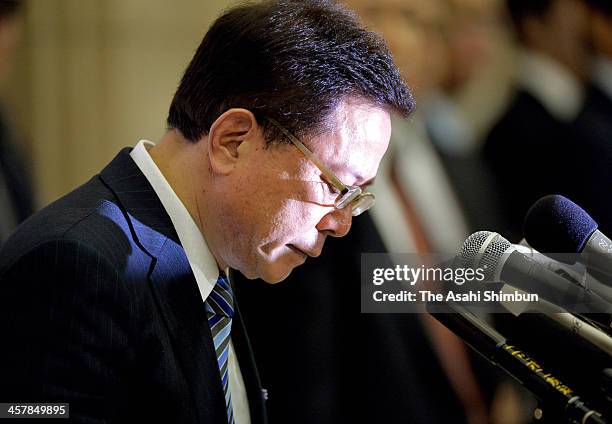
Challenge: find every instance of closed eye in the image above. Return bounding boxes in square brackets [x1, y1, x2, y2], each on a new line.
[325, 181, 338, 195]
[320, 174, 340, 195]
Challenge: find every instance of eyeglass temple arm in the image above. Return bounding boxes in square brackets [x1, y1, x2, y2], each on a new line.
[267, 118, 347, 192]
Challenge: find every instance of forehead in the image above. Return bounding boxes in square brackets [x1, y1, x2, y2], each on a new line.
[308, 98, 391, 183]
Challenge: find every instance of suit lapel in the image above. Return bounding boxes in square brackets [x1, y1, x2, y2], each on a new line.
[150, 239, 228, 424]
[100, 148, 227, 423]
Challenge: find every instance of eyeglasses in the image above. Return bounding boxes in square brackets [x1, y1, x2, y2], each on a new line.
[267, 118, 375, 217]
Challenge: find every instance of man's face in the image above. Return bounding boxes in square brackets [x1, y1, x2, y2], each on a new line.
[220, 99, 391, 283]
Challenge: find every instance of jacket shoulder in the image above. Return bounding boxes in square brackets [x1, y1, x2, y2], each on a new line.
[0, 175, 147, 276]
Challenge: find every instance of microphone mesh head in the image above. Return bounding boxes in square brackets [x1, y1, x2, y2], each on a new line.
[480, 234, 512, 279]
[460, 231, 490, 266]
[523, 194, 598, 253]
[460, 231, 512, 280]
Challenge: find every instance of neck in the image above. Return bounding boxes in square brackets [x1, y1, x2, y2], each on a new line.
[148, 131, 228, 270]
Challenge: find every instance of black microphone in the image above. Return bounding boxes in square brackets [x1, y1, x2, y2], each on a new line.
[459, 231, 612, 318]
[496, 286, 612, 357]
[524, 195, 612, 288]
[516, 241, 612, 305]
[491, 289, 612, 408]
[427, 301, 608, 423]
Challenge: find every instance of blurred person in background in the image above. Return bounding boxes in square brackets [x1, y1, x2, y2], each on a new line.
[573, 0, 612, 233]
[0, 0, 34, 245]
[427, 0, 499, 156]
[482, 0, 591, 242]
[356, 0, 469, 255]
[425, 0, 507, 234]
[355, 1, 491, 419]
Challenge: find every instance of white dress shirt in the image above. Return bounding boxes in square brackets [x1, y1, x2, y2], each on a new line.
[130, 140, 251, 424]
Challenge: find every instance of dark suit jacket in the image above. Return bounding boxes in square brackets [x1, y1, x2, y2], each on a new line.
[483, 90, 585, 242]
[573, 84, 612, 234]
[0, 149, 267, 424]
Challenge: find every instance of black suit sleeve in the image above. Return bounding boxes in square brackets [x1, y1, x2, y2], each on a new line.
[0, 239, 136, 423]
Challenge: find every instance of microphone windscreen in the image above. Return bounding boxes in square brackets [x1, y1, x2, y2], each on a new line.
[523, 194, 597, 253]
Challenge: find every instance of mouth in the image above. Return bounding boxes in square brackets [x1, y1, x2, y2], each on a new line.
[287, 244, 312, 258]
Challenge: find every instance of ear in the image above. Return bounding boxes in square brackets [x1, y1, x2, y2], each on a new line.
[207, 108, 261, 174]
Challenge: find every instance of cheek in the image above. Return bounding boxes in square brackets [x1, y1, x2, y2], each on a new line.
[228, 161, 328, 254]
[258, 198, 325, 247]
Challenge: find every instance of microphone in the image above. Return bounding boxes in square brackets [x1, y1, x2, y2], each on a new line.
[515, 241, 612, 305]
[459, 231, 612, 318]
[495, 282, 612, 357]
[500, 245, 612, 406]
[427, 301, 608, 423]
[524, 195, 612, 287]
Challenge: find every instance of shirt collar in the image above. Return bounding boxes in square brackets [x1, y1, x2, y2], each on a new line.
[593, 56, 612, 101]
[518, 50, 584, 122]
[130, 139, 219, 302]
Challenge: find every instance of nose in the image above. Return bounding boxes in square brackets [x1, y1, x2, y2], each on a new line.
[316, 206, 353, 237]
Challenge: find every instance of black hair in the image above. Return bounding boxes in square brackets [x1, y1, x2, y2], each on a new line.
[167, 0, 414, 143]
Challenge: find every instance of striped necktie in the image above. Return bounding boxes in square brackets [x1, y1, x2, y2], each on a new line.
[205, 272, 235, 424]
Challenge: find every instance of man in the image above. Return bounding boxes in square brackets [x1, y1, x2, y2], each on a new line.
[426, 0, 507, 235]
[0, 1, 413, 423]
[483, 0, 590, 241]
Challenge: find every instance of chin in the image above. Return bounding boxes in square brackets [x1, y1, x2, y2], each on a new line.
[259, 266, 294, 284]
[258, 257, 305, 284]
[237, 261, 293, 284]
[249, 248, 306, 283]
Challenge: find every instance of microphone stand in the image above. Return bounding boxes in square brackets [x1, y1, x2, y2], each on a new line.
[427, 301, 608, 424]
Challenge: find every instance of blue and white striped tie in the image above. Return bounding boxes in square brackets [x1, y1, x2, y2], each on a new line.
[205, 273, 235, 424]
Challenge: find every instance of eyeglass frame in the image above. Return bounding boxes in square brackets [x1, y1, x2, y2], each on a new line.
[266, 117, 375, 217]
